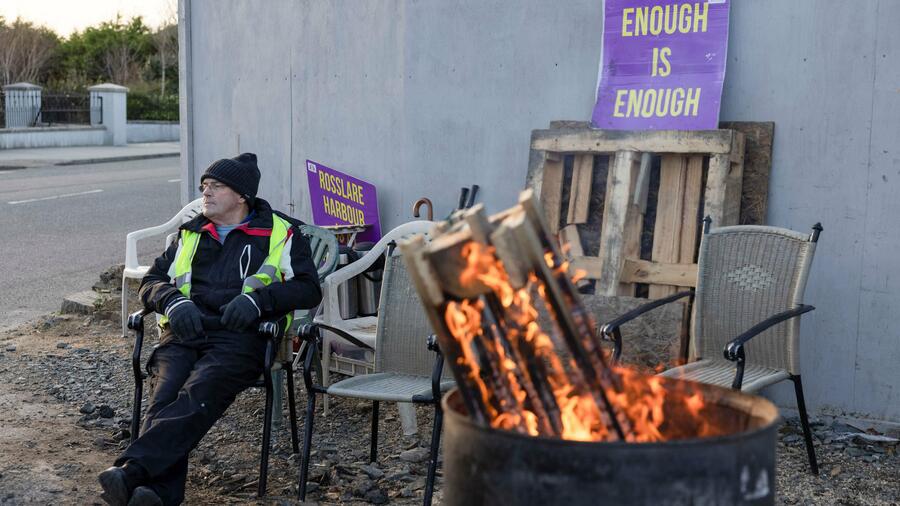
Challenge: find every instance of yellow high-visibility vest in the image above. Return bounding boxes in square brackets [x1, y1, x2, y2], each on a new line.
[159, 215, 293, 330]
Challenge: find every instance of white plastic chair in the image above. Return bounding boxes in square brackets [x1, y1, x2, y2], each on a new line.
[121, 198, 203, 336]
[314, 220, 435, 415]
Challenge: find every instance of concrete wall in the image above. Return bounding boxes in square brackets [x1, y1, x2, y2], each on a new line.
[181, 0, 900, 425]
[127, 121, 180, 143]
[0, 126, 105, 149]
[721, 0, 900, 427]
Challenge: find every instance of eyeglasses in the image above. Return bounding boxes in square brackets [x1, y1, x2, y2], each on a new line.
[198, 181, 228, 193]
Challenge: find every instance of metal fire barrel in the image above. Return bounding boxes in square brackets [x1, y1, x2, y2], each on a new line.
[442, 382, 779, 506]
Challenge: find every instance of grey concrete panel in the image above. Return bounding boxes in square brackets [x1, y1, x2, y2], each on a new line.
[401, 0, 603, 220]
[720, 0, 900, 423]
[290, 1, 406, 225]
[853, 0, 900, 422]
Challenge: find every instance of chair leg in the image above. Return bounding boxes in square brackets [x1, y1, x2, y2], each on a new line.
[791, 375, 819, 475]
[285, 363, 300, 453]
[130, 376, 142, 444]
[258, 371, 275, 497]
[299, 392, 317, 501]
[370, 401, 380, 463]
[271, 370, 284, 429]
[120, 277, 129, 338]
[423, 404, 443, 506]
[322, 343, 331, 416]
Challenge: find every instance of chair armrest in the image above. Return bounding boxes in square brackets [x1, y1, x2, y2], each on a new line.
[598, 290, 693, 362]
[411, 334, 445, 404]
[297, 324, 327, 394]
[723, 304, 816, 360]
[723, 304, 815, 389]
[314, 321, 376, 351]
[258, 320, 285, 372]
[128, 308, 153, 331]
[124, 198, 202, 270]
[320, 220, 434, 288]
[125, 221, 182, 270]
[428, 335, 444, 404]
[128, 308, 154, 388]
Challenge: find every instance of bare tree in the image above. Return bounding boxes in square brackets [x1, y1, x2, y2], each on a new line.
[0, 18, 59, 86]
[102, 43, 140, 85]
[152, 25, 177, 96]
[152, 0, 178, 96]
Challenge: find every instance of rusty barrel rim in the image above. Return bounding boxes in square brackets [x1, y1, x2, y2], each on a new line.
[441, 379, 781, 448]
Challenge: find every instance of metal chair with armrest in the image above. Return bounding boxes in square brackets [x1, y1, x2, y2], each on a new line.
[126, 308, 297, 497]
[124, 224, 338, 497]
[600, 218, 823, 475]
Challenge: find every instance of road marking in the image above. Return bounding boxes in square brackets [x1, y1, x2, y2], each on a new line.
[8, 189, 104, 205]
[168, 178, 181, 183]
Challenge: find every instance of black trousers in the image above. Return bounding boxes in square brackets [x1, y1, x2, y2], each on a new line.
[116, 331, 266, 506]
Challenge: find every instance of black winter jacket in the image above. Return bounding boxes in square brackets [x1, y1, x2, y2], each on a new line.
[139, 198, 322, 336]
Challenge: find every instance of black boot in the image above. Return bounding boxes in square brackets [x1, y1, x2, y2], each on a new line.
[99, 461, 149, 506]
[128, 486, 162, 506]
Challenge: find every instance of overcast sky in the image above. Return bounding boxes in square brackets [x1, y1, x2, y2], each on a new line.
[0, 0, 176, 36]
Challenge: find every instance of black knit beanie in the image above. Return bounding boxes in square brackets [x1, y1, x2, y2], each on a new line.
[200, 153, 261, 205]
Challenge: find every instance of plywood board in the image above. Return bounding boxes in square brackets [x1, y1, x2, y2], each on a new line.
[720, 121, 774, 225]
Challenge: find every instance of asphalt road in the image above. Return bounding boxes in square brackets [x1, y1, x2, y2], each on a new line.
[0, 157, 181, 332]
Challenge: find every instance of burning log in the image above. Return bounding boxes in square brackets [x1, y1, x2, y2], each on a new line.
[402, 190, 647, 441]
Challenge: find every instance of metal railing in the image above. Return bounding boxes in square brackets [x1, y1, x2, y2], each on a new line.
[2, 92, 41, 128]
[34, 92, 99, 126]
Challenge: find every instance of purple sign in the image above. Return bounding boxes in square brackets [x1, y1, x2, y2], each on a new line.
[306, 160, 381, 242]
[592, 0, 730, 130]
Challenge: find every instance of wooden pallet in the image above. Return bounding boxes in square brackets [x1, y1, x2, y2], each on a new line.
[526, 124, 745, 299]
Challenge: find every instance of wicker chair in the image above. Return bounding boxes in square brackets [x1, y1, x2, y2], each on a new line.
[312, 220, 435, 415]
[600, 219, 823, 475]
[298, 251, 454, 506]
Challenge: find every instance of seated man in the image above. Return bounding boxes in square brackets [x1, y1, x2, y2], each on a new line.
[99, 153, 322, 506]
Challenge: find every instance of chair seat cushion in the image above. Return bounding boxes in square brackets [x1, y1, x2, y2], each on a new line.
[659, 359, 791, 393]
[326, 372, 455, 402]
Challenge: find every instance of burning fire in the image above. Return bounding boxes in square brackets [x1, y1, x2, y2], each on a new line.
[442, 242, 725, 443]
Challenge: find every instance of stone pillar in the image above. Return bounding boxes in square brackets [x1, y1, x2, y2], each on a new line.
[2, 82, 42, 128]
[88, 83, 129, 146]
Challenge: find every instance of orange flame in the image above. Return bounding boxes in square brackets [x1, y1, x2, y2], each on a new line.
[441, 241, 720, 443]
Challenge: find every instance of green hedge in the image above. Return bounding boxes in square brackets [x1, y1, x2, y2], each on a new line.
[127, 93, 179, 121]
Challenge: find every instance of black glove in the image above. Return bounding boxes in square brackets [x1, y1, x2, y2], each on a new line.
[166, 298, 203, 341]
[220, 294, 261, 331]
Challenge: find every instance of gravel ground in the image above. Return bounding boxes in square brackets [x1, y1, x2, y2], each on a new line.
[0, 307, 897, 505]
